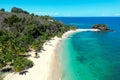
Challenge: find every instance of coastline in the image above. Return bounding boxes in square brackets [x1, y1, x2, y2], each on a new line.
[4, 29, 99, 80]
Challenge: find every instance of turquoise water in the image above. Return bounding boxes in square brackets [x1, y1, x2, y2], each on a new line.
[56, 17, 120, 80]
[60, 31, 120, 80]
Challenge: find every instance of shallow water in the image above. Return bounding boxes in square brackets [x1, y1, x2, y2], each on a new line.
[56, 17, 120, 80]
[60, 31, 120, 80]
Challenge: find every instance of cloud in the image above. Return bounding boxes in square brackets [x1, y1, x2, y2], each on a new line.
[32, 11, 72, 17]
[32, 12, 60, 16]
[114, 13, 120, 16]
[97, 13, 120, 17]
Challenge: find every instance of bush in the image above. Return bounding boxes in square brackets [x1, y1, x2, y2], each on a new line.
[4, 15, 21, 26]
[57, 32, 63, 38]
[0, 72, 3, 80]
[0, 75, 3, 80]
[13, 57, 33, 72]
[11, 7, 29, 14]
[0, 8, 5, 12]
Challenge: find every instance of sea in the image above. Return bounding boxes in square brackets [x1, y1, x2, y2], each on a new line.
[54, 17, 120, 80]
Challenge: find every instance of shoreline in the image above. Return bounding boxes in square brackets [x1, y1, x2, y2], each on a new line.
[4, 29, 99, 80]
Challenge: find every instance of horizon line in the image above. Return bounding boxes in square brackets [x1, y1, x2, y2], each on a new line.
[53, 16, 120, 17]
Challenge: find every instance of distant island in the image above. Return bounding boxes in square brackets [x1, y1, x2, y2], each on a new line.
[0, 7, 76, 79]
[92, 24, 112, 31]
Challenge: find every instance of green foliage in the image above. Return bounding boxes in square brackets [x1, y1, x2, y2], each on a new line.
[0, 77, 3, 80]
[4, 15, 21, 27]
[57, 32, 63, 38]
[13, 57, 33, 72]
[24, 24, 41, 38]
[11, 7, 29, 14]
[4, 51, 15, 63]
[92, 24, 110, 31]
[40, 15, 53, 20]
[0, 73, 3, 80]
[0, 8, 5, 12]
[0, 31, 12, 43]
[0, 7, 77, 72]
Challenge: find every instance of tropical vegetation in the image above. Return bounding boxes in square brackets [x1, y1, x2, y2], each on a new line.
[0, 7, 76, 73]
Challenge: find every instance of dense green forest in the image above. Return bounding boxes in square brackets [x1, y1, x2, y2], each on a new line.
[0, 7, 76, 76]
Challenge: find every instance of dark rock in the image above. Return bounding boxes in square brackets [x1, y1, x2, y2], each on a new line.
[92, 24, 112, 31]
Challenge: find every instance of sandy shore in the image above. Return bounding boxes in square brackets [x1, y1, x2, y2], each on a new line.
[4, 29, 99, 80]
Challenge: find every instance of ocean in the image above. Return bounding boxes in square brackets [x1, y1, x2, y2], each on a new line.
[54, 17, 120, 80]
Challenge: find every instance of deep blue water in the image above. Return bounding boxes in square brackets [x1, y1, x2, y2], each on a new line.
[56, 17, 120, 80]
[54, 17, 120, 31]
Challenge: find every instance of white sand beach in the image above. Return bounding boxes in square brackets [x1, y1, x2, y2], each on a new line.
[4, 29, 99, 80]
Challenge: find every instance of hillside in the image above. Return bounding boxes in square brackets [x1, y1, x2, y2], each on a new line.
[0, 7, 76, 74]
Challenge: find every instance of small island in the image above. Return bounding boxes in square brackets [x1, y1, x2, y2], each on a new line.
[92, 24, 112, 31]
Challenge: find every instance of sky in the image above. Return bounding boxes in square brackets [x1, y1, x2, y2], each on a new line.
[0, 0, 120, 17]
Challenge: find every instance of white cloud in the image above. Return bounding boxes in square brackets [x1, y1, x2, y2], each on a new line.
[96, 13, 120, 17]
[31, 12, 72, 17]
[32, 12, 60, 16]
[114, 13, 120, 16]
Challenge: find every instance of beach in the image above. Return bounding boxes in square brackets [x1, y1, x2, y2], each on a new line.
[4, 29, 99, 80]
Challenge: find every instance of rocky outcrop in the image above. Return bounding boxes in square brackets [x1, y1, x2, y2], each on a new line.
[92, 24, 112, 31]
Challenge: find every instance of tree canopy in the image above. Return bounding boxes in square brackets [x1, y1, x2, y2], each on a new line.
[0, 8, 5, 12]
[0, 7, 76, 72]
[11, 7, 29, 14]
